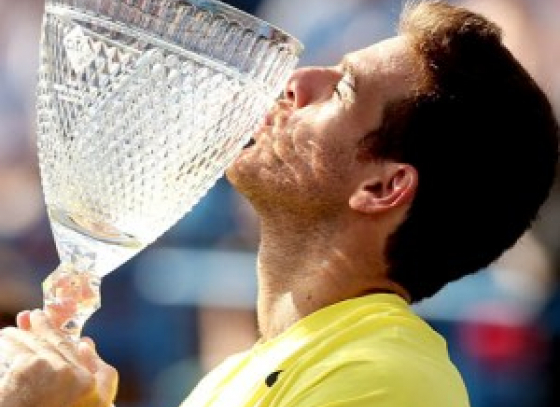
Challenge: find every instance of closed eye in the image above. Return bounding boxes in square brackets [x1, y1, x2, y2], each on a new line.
[333, 72, 356, 102]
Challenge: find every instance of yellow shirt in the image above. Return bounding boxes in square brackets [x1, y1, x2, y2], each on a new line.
[180, 294, 470, 407]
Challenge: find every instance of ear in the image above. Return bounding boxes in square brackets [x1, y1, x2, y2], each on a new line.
[349, 163, 418, 215]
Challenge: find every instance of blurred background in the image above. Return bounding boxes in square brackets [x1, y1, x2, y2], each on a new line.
[0, 0, 559, 406]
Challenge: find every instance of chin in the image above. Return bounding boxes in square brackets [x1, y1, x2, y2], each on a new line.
[225, 160, 255, 194]
[225, 164, 274, 211]
[226, 145, 261, 183]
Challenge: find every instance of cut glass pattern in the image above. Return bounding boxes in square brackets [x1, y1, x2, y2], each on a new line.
[34, 0, 302, 337]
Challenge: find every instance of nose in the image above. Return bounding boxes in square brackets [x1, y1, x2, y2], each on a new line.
[283, 66, 342, 108]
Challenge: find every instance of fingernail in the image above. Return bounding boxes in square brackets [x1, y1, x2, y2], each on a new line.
[16, 310, 29, 319]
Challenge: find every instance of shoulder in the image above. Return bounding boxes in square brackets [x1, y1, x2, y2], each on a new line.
[275, 351, 469, 407]
[273, 304, 470, 407]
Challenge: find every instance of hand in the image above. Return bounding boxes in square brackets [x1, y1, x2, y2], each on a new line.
[0, 310, 118, 407]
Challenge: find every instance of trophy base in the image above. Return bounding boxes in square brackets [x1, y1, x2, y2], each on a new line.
[47, 207, 144, 277]
[49, 207, 141, 247]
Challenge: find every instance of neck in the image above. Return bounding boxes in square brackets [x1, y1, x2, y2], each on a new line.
[255, 212, 408, 342]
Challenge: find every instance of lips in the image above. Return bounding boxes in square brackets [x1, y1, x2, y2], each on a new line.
[243, 102, 291, 150]
[243, 121, 267, 149]
[243, 137, 256, 149]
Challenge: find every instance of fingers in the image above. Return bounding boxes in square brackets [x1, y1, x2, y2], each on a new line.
[0, 325, 71, 372]
[96, 362, 119, 406]
[13, 311, 93, 368]
[77, 339, 97, 373]
[0, 337, 97, 407]
[78, 338, 108, 375]
[5, 310, 81, 366]
[0, 315, 118, 407]
[0, 327, 42, 355]
[80, 336, 96, 351]
[28, 310, 81, 363]
[15, 310, 75, 359]
[13, 310, 79, 363]
[77, 338, 119, 405]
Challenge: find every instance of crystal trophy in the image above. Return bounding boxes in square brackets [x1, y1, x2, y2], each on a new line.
[35, 0, 302, 338]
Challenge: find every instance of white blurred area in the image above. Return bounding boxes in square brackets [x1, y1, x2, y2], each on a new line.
[0, 0, 43, 236]
[0, 1, 559, 407]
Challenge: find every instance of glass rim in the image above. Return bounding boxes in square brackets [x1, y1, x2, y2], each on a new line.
[45, 0, 304, 56]
[187, 0, 303, 54]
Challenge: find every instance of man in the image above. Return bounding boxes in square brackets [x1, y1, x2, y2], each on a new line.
[0, 1, 558, 406]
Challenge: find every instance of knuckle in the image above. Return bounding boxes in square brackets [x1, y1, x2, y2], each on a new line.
[55, 362, 74, 377]
[57, 363, 84, 381]
[10, 355, 53, 387]
[25, 355, 52, 371]
[100, 361, 119, 380]
[106, 364, 118, 379]
[56, 364, 96, 392]
[77, 371, 97, 393]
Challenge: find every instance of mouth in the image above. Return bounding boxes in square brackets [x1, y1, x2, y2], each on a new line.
[243, 136, 256, 149]
[242, 103, 289, 150]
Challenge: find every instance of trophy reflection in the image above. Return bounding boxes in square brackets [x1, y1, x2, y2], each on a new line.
[36, 0, 302, 338]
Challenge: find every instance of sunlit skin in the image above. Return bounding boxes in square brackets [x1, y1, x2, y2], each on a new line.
[226, 35, 423, 341]
[4, 310, 117, 407]
[0, 36, 424, 407]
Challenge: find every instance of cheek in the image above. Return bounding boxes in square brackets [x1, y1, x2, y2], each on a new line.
[293, 114, 354, 172]
[275, 128, 316, 188]
[287, 125, 355, 197]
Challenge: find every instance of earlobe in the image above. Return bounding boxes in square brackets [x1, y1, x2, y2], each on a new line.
[349, 164, 418, 215]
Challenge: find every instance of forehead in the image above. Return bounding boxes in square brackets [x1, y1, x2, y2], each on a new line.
[345, 35, 422, 104]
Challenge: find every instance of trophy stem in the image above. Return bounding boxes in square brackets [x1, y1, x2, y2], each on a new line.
[42, 263, 102, 340]
[43, 265, 116, 406]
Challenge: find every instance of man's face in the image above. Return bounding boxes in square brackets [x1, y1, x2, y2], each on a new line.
[226, 35, 420, 215]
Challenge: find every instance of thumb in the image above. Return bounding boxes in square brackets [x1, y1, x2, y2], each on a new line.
[80, 336, 96, 351]
[77, 337, 98, 373]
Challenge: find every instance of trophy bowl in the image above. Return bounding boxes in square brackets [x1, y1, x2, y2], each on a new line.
[35, 0, 302, 337]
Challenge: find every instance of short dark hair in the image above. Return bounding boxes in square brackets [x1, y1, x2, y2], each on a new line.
[362, 0, 559, 302]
